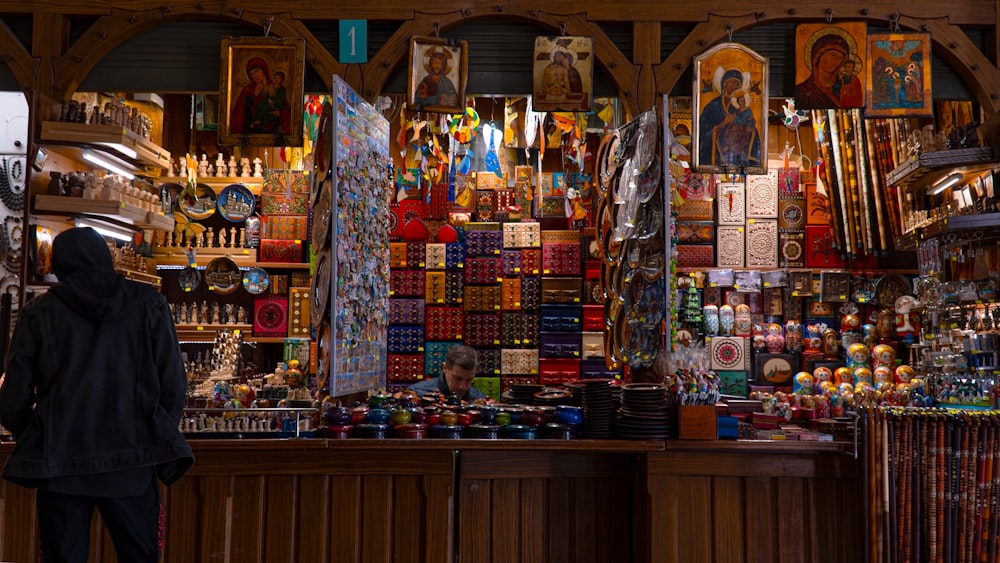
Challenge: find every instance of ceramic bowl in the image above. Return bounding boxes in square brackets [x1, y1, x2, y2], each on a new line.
[428, 424, 465, 439]
[352, 423, 390, 439]
[542, 422, 574, 440]
[553, 405, 584, 427]
[503, 424, 538, 439]
[393, 423, 428, 439]
[322, 425, 352, 439]
[322, 405, 352, 427]
[366, 408, 391, 425]
[466, 424, 501, 439]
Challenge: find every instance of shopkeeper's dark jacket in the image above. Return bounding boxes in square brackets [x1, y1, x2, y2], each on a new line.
[0, 227, 194, 489]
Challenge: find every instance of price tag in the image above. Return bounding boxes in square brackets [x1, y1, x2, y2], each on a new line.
[417, 346, 425, 352]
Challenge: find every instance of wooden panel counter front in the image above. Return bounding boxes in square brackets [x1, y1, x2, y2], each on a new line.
[0, 439, 861, 563]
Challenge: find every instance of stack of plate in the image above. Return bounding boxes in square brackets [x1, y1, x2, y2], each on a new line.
[533, 387, 572, 407]
[616, 383, 671, 440]
[508, 383, 544, 405]
[566, 379, 618, 438]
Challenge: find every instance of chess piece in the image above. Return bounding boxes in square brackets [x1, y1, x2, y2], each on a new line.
[216, 154, 227, 177]
[228, 156, 238, 177]
[253, 157, 263, 177]
[218, 227, 227, 248]
[200, 301, 209, 325]
[206, 227, 215, 247]
[211, 303, 220, 325]
[240, 158, 251, 177]
[237, 306, 246, 324]
[239, 228, 246, 248]
[225, 304, 235, 325]
[198, 154, 209, 176]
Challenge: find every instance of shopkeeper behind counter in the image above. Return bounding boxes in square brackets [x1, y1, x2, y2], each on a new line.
[409, 345, 485, 402]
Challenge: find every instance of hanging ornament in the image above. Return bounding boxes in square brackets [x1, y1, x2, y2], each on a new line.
[482, 123, 502, 178]
[782, 99, 809, 131]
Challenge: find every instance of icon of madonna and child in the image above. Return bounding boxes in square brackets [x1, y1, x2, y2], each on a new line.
[697, 65, 764, 173]
[229, 56, 292, 136]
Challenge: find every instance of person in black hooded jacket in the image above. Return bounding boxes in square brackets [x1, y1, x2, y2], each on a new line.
[0, 226, 194, 562]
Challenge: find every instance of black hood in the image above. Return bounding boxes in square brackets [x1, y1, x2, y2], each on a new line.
[48, 227, 152, 321]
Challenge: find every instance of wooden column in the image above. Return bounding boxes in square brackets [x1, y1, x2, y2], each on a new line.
[633, 21, 660, 113]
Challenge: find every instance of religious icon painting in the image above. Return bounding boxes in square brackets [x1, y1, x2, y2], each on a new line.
[794, 22, 867, 110]
[692, 43, 769, 174]
[532, 36, 594, 112]
[218, 36, 306, 147]
[668, 96, 694, 159]
[865, 32, 932, 118]
[408, 36, 468, 114]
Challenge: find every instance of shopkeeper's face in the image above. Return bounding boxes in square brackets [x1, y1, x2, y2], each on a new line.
[443, 362, 476, 397]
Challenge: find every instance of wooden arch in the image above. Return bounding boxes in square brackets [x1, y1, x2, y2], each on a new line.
[358, 12, 640, 115]
[0, 22, 36, 93]
[47, 7, 344, 101]
[654, 13, 1000, 115]
[34, 5, 1000, 116]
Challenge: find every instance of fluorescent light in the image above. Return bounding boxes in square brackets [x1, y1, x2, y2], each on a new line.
[96, 142, 138, 159]
[929, 172, 963, 196]
[74, 218, 134, 242]
[82, 150, 135, 180]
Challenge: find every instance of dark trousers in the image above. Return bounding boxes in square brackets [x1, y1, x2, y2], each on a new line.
[36, 479, 161, 563]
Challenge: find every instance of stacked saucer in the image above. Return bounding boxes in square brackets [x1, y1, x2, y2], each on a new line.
[616, 383, 671, 440]
[566, 379, 618, 438]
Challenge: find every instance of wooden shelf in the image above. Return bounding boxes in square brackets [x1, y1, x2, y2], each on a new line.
[157, 176, 265, 195]
[33, 194, 174, 231]
[116, 267, 161, 287]
[153, 247, 258, 268]
[885, 146, 997, 192]
[40, 120, 171, 171]
[898, 212, 1000, 250]
[175, 324, 253, 342]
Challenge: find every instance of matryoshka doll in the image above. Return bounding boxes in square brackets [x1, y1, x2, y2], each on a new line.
[853, 366, 873, 386]
[871, 344, 897, 370]
[703, 304, 720, 336]
[834, 366, 853, 386]
[793, 371, 815, 395]
[719, 304, 735, 336]
[813, 366, 834, 386]
[821, 328, 840, 359]
[765, 323, 785, 353]
[895, 295, 921, 344]
[873, 366, 894, 387]
[785, 320, 803, 353]
[846, 343, 870, 369]
[840, 313, 862, 350]
[734, 304, 752, 337]
[804, 322, 824, 353]
[752, 324, 767, 353]
[895, 364, 915, 385]
[862, 324, 877, 349]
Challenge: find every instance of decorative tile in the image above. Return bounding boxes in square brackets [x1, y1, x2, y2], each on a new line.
[746, 171, 778, 218]
[716, 182, 745, 225]
[716, 225, 745, 268]
[746, 219, 778, 268]
[710, 336, 749, 371]
[778, 197, 806, 231]
[778, 167, 802, 196]
[805, 225, 847, 268]
[779, 231, 805, 268]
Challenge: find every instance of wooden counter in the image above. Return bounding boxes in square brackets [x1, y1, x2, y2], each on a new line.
[0, 439, 860, 563]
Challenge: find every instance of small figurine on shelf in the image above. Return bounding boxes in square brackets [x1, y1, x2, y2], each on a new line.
[237, 306, 246, 324]
[228, 156, 238, 177]
[284, 359, 306, 388]
[215, 153, 227, 177]
[240, 157, 251, 177]
[199, 301, 208, 325]
[225, 303, 235, 324]
[218, 228, 227, 248]
[895, 295, 921, 344]
[253, 157, 263, 177]
[206, 227, 215, 248]
[198, 154, 209, 177]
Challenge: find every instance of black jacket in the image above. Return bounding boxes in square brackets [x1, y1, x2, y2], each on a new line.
[0, 227, 193, 487]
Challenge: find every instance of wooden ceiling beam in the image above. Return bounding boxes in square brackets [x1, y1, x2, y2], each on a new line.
[0, 1, 992, 26]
